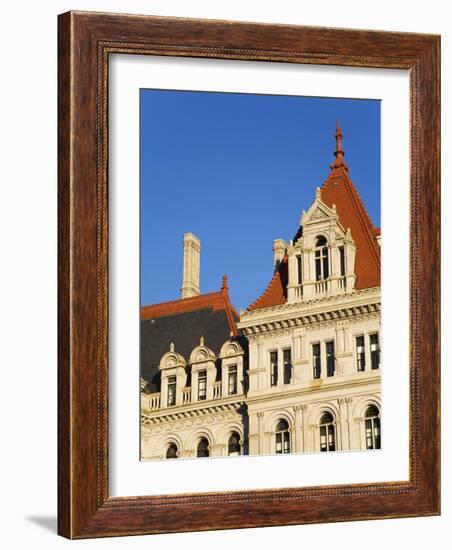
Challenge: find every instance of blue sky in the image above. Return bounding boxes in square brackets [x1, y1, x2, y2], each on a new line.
[140, 90, 380, 311]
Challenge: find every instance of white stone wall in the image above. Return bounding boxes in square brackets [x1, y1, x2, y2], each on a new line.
[141, 402, 246, 459]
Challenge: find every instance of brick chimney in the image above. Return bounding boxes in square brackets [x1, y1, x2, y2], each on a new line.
[181, 233, 201, 299]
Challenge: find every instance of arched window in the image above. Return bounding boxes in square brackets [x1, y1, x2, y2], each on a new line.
[166, 443, 178, 459]
[228, 432, 241, 456]
[365, 405, 381, 449]
[319, 412, 336, 452]
[315, 236, 329, 281]
[275, 419, 290, 454]
[197, 437, 210, 458]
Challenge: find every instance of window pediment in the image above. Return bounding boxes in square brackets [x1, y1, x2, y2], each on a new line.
[190, 344, 216, 364]
[159, 350, 186, 370]
[301, 198, 339, 228]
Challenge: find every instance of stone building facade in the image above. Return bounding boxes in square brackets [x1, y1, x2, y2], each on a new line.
[141, 124, 381, 460]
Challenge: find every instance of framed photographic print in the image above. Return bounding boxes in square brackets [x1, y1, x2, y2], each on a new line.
[58, 11, 440, 538]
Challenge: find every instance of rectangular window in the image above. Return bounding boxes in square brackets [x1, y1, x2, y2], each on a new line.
[339, 246, 346, 277]
[283, 349, 292, 384]
[198, 370, 207, 400]
[326, 340, 335, 377]
[270, 351, 278, 386]
[370, 333, 380, 370]
[276, 431, 290, 454]
[312, 343, 321, 379]
[315, 247, 329, 280]
[167, 375, 176, 407]
[365, 417, 381, 450]
[315, 250, 322, 281]
[320, 424, 336, 452]
[356, 336, 366, 371]
[297, 255, 303, 284]
[228, 365, 238, 395]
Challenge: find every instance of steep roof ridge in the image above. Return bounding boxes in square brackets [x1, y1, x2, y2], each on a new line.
[213, 275, 239, 335]
[323, 166, 380, 270]
[342, 170, 380, 268]
[248, 256, 288, 311]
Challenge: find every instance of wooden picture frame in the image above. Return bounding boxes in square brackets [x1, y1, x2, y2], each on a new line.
[58, 11, 440, 539]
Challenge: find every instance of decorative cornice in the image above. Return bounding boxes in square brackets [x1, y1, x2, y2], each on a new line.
[242, 302, 380, 337]
[141, 400, 245, 426]
[240, 286, 380, 321]
[245, 373, 380, 406]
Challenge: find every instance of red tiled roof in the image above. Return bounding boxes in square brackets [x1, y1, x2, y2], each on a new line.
[248, 124, 380, 311]
[321, 165, 380, 289]
[141, 276, 239, 335]
[248, 256, 288, 311]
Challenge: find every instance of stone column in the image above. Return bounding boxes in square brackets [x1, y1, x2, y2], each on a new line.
[338, 397, 352, 451]
[248, 433, 259, 456]
[287, 254, 298, 303]
[329, 241, 340, 294]
[334, 419, 342, 451]
[351, 417, 366, 450]
[247, 412, 260, 455]
[179, 449, 195, 459]
[257, 335, 269, 390]
[345, 397, 353, 450]
[345, 229, 357, 293]
[209, 443, 227, 457]
[293, 404, 307, 453]
[264, 431, 274, 455]
[247, 338, 260, 392]
[302, 247, 315, 299]
[336, 321, 354, 375]
[257, 411, 265, 455]
[309, 423, 319, 453]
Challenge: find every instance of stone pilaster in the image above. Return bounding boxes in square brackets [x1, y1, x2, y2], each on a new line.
[293, 404, 307, 453]
[257, 411, 265, 455]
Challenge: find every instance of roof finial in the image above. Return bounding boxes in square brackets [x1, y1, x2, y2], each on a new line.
[331, 120, 348, 171]
[336, 120, 343, 153]
[221, 274, 229, 291]
[170, 342, 175, 352]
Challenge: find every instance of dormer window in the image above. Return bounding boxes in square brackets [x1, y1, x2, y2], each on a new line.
[198, 370, 207, 401]
[228, 365, 238, 395]
[315, 236, 329, 281]
[167, 376, 176, 407]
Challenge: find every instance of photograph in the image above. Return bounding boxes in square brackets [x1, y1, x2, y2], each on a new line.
[139, 90, 382, 460]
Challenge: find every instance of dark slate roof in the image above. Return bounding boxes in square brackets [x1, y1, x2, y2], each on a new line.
[141, 307, 236, 393]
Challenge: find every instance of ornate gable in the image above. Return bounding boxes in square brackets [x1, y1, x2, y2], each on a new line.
[301, 190, 340, 227]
